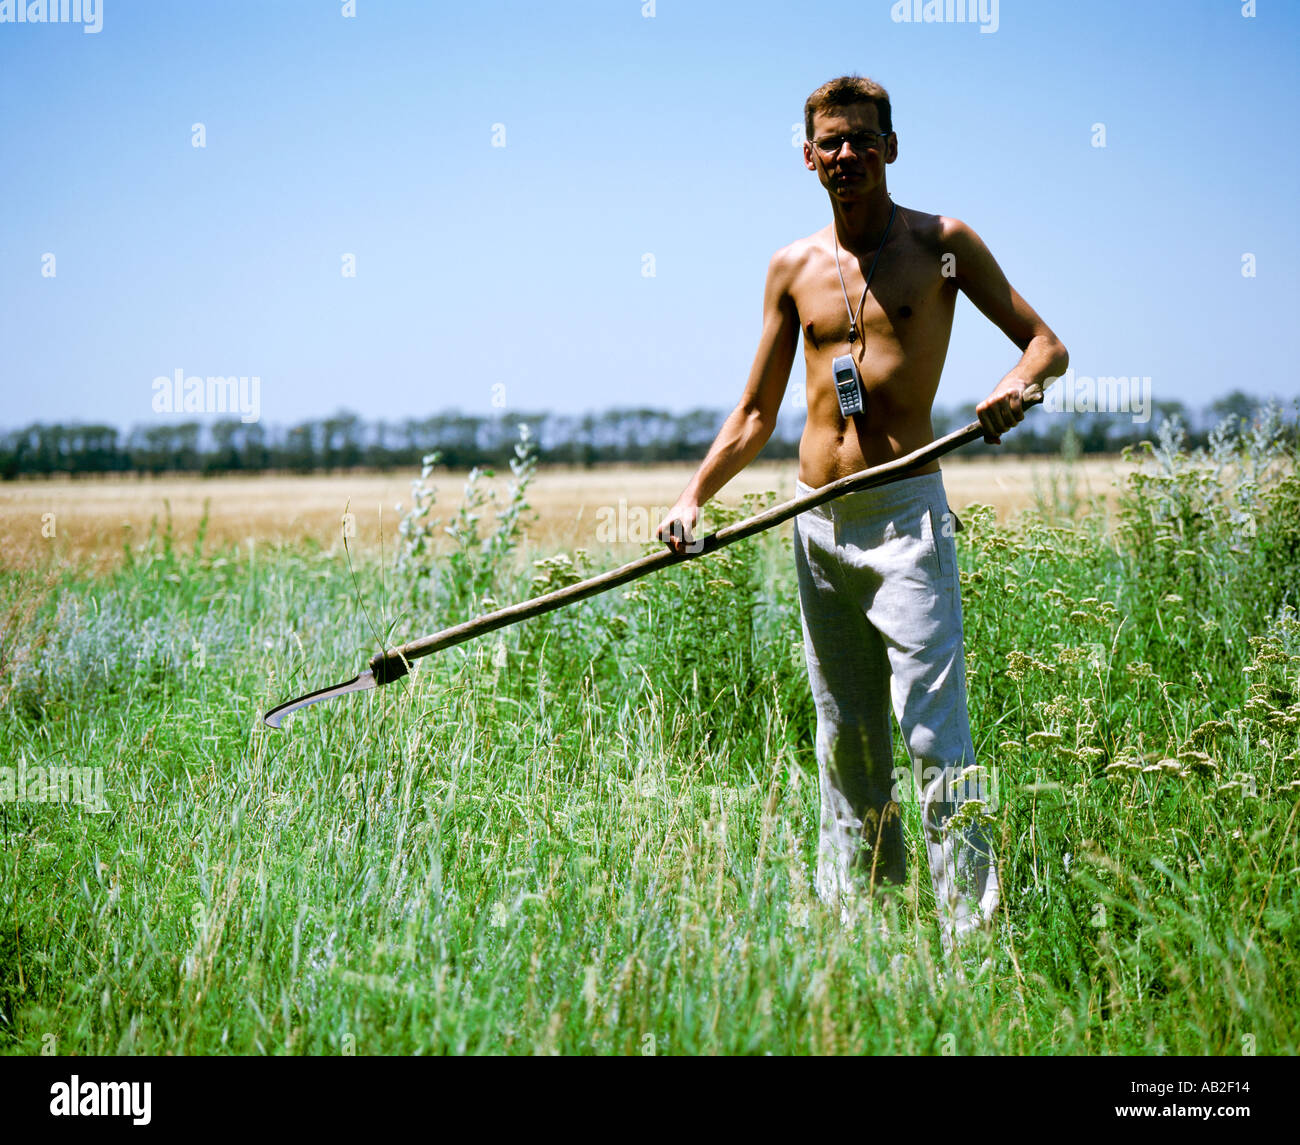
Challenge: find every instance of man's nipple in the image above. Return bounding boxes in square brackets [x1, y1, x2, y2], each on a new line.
[804, 320, 819, 349]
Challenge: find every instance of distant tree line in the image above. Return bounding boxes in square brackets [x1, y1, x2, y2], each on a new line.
[1, 391, 1294, 479]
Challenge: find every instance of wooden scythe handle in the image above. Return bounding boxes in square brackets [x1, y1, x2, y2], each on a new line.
[369, 385, 1042, 683]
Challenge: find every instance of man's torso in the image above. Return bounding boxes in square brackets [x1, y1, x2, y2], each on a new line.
[784, 206, 958, 488]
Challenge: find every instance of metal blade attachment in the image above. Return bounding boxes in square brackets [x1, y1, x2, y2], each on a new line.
[263, 669, 377, 729]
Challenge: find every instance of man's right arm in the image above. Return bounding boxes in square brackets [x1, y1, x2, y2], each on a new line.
[656, 247, 801, 554]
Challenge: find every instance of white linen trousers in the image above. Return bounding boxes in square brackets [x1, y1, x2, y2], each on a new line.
[792, 470, 999, 950]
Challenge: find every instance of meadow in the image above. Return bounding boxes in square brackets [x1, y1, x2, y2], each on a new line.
[0, 453, 1134, 571]
[1, 415, 1297, 1055]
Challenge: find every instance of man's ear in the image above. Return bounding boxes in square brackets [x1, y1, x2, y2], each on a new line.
[803, 142, 818, 173]
[885, 133, 898, 164]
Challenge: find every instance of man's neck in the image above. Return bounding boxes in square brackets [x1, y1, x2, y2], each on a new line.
[831, 187, 895, 253]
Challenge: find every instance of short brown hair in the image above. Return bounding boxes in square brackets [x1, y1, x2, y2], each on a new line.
[804, 75, 892, 139]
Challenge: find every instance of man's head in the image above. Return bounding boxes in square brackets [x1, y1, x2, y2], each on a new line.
[804, 75, 892, 140]
[803, 76, 897, 201]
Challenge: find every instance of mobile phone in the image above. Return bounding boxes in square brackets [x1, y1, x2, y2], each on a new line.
[833, 354, 864, 417]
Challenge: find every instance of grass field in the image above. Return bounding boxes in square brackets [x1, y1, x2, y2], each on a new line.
[1, 418, 1298, 1055]
[0, 453, 1135, 572]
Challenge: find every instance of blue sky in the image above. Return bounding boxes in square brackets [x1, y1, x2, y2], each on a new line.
[1, 0, 1297, 432]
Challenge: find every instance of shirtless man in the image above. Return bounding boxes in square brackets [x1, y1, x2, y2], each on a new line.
[656, 76, 1068, 955]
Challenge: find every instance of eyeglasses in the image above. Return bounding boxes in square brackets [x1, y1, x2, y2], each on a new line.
[810, 131, 890, 156]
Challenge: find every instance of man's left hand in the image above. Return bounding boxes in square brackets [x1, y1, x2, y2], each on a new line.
[976, 376, 1030, 445]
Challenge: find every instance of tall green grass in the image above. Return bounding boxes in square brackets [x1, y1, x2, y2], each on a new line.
[1, 412, 1297, 1055]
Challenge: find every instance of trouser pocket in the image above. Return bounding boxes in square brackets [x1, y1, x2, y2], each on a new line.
[925, 504, 953, 580]
[925, 504, 946, 579]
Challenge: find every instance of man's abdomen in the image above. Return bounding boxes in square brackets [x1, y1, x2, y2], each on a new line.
[797, 414, 942, 488]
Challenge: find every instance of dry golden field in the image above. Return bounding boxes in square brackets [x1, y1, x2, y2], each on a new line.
[0, 454, 1137, 572]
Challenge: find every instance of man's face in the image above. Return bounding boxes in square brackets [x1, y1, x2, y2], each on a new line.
[803, 103, 897, 202]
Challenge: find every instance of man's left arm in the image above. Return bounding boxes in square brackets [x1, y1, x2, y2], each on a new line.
[942, 217, 1069, 444]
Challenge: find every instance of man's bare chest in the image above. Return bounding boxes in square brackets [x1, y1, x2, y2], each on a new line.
[792, 238, 953, 353]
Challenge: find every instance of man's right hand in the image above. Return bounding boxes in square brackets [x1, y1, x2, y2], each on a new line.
[656, 502, 701, 555]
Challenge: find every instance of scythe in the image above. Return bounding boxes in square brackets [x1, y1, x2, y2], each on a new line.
[263, 388, 1042, 729]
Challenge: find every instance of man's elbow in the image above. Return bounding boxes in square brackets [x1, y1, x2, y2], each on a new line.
[1041, 331, 1068, 379]
[738, 400, 779, 445]
[748, 405, 774, 452]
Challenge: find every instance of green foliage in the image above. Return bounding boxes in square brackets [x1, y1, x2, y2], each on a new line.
[1, 422, 1298, 1055]
[1110, 403, 1300, 690]
[394, 450, 444, 579]
[395, 424, 539, 625]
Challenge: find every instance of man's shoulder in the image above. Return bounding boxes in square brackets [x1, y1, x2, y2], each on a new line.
[901, 206, 962, 253]
[765, 208, 973, 276]
[924, 211, 984, 252]
[767, 229, 829, 289]
[779, 206, 965, 252]
[773, 231, 824, 267]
